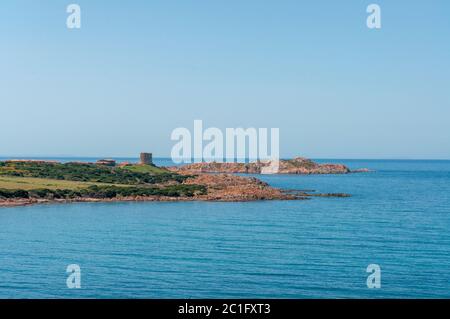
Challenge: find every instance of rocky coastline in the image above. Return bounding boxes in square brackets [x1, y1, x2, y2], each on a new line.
[167, 157, 369, 175]
[0, 172, 350, 207]
[0, 157, 357, 207]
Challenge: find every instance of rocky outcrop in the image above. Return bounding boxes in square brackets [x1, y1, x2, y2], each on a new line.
[167, 157, 357, 175]
[182, 173, 297, 201]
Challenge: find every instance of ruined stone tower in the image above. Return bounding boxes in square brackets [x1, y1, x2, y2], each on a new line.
[140, 152, 153, 165]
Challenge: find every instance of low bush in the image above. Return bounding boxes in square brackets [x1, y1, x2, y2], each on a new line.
[0, 184, 207, 200]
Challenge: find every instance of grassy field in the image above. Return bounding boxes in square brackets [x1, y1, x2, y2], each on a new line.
[0, 176, 206, 199]
[0, 162, 203, 201]
[120, 164, 168, 175]
[0, 176, 116, 190]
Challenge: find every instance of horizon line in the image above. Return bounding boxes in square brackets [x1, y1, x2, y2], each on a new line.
[1, 155, 450, 161]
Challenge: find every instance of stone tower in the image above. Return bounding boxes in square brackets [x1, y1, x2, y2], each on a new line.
[140, 152, 153, 165]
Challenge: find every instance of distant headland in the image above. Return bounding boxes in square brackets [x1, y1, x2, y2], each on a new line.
[0, 153, 355, 207]
[168, 157, 370, 174]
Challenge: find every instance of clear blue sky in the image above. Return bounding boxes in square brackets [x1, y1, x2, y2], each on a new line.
[1, 0, 449, 159]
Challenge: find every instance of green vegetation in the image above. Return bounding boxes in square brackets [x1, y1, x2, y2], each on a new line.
[286, 158, 317, 169]
[0, 184, 207, 200]
[0, 161, 207, 202]
[120, 164, 168, 175]
[0, 161, 186, 185]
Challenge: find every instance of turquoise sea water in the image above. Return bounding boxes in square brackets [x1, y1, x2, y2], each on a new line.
[0, 158, 449, 298]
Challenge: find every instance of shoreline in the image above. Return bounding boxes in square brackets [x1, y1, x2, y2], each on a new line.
[0, 193, 302, 208]
[0, 191, 351, 208]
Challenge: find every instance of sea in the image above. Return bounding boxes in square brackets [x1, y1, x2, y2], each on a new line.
[0, 158, 449, 298]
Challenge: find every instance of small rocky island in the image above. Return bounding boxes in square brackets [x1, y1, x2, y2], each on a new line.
[168, 157, 363, 174]
[0, 154, 354, 207]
